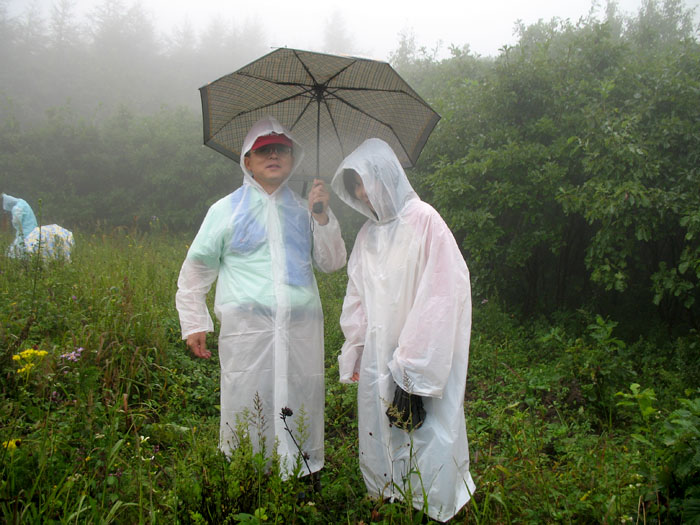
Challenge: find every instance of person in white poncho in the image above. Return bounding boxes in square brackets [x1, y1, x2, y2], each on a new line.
[331, 138, 475, 521]
[176, 116, 346, 477]
[3, 193, 37, 256]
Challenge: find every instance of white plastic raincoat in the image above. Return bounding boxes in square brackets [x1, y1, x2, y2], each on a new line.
[3, 194, 38, 256]
[25, 224, 74, 260]
[176, 117, 346, 477]
[331, 139, 475, 521]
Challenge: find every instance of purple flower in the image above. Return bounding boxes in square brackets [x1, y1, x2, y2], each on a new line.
[60, 347, 84, 362]
[280, 407, 293, 418]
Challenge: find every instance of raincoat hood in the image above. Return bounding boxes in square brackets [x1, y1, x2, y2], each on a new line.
[239, 116, 305, 191]
[331, 138, 418, 223]
[2, 193, 18, 212]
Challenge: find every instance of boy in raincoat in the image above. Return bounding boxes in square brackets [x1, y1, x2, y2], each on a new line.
[2, 193, 38, 257]
[176, 116, 346, 477]
[331, 139, 475, 521]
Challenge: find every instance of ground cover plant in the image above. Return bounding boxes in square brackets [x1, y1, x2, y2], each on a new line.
[0, 230, 697, 524]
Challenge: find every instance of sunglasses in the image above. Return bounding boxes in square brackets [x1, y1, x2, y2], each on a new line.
[250, 144, 293, 157]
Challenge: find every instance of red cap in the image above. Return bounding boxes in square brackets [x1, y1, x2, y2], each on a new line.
[250, 133, 293, 151]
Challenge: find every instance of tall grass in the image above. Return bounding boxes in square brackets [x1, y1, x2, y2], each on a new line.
[0, 231, 697, 523]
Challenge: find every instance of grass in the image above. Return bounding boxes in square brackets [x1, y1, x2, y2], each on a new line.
[0, 229, 698, 523]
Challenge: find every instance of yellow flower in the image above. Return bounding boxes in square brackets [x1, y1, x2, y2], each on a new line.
[17, 363, 36, 375]
[2, 439, 21, 452]
[13, 348, 48, 378]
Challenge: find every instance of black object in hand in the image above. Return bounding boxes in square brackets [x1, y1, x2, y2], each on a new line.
[312, 202, 324, 214]
[386, 384, 426, 431]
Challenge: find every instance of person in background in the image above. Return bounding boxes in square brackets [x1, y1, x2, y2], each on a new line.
[2, 193, 38, 257]
[331, 138, 474, 522]
[176, 116, 346, 479]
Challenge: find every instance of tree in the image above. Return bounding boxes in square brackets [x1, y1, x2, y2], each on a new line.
[408, 0, 700, 329]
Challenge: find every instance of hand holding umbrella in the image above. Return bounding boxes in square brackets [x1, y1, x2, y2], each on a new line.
[308, 178, 330, 223]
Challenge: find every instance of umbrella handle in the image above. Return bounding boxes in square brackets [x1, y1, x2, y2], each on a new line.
[302, 180, 325, 213]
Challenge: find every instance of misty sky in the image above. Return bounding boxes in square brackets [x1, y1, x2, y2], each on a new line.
[7, 0, 700, 60]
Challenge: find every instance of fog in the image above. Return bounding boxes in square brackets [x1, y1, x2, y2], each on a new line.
[1, 0, 698, 125]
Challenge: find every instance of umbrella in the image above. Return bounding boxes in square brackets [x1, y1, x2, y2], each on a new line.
[199, 48, 440, 204]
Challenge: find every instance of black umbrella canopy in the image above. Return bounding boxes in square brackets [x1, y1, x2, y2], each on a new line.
[200, 48, 440, 180]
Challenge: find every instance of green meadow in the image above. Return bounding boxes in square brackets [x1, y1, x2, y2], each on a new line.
[1, 231, 697, 523]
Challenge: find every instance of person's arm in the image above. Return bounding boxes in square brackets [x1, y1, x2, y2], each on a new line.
[387, 209, 472, 398]
[311, 212, 346, 273]
[175, 203, 226, 359]
[307, 178, 346, 272]
[338, 252, 366, 383]
[176, 258, 218, 359]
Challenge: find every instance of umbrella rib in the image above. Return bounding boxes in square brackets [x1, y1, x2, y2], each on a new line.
[319, 97, 346, 160]
[288, 96, 316, 132]
[290, 49, 363, 88]
[327, 85, 433, 108]
[234, 71, 431, 109]
[239, 72, 424, 99]
[218, 90, 314, 123]
[319, 60, 358, 85]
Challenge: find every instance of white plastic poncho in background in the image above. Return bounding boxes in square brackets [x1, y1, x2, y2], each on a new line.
[331, 138, 475, 521]
[25, 224, 74, 260]
[2, 194, 38, 257]
[176, 117, 346, 477]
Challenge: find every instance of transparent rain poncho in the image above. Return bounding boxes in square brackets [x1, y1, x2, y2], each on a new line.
[25, 224, 74, 260]
[3, 194, 38, 257]
[176, 117, 346, 476]
[331, 139, 475, 521]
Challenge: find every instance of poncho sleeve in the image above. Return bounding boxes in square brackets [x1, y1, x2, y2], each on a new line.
[338, 247, 367, 383]
[11, 206, 23, 235]
[311, 208, 346, 272]
[387, 208, 471, 398]
[175, 203, 228, 339]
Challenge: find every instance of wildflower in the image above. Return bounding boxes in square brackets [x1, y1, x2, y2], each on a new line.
[71, 295, 77, 301]
[17, 363, 36, 375]
[13, 348, 48, 378]
[279, 405, 311, 474]
[60, 347, 84, 362]
[2, 439, 21, 452]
